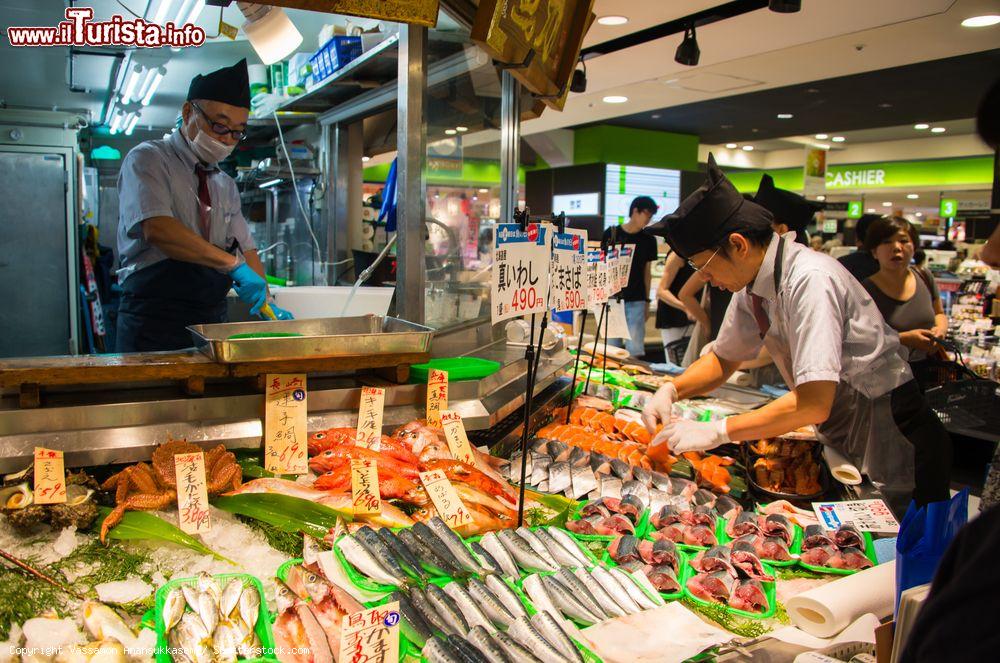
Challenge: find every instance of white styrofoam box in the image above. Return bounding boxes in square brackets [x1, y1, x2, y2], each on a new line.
[271, 286, 394, 319]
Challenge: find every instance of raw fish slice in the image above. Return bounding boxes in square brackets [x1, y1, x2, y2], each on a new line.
[648, 489, 670, 515]
[829, 546, 873, 570]
[713, 495, 742, 521]
[650, 472, 672, 492]
[530, 439, 551, 454]
[651, 505, 683, 529]
[727, 511, 763, 538]
[692, 489, 717, 508]
[570, 465, 599, 500]
[800, 544, 836, 566]
[667, 477, 698, 499]
[637, 538, 678, 569]
[618, 559, 645, 574]
[621, 480, 650, 509]
[614, 494, 644, 523]
[508, 452, 530, 483]
[548, 442, 572, 463]
[607, 535, 641, 564]
[680, 505, 715, 528]
[589, 453, 613, 475]
[759, 536, 793, 562]
[834, 523, 865, 551]
[803, 524, 835, 550]
[691, 546, 737, 576]
[682, 524, 717, 547]
[609, 459, 633, 481]
[686, 571, 735, 604]
[580, 501, 612, 519]
[536, 479, 550, 492]
[548, 462, 572, 496]
[632, 467, 652, 486]
[651, 523, 686, 544]
[529, 453, 553, 486]
[763, 514, 794, 546]
[644, 564, 681, 593]
[567, 446, 590, 467]
[599, 476, 622, 500]
[565, 514, 604, 536]
[729, 579, 769, 613]
[730, 549, 775, 581]
[594, 514, 635, 536]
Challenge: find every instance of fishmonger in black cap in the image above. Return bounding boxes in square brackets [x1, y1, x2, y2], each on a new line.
[115, 59, 292, 353]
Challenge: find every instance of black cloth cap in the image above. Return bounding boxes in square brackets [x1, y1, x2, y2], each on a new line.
[630, 195, 659, 215]
[187, 58, 251, 110]
[645, 153, 773, 259]
[753, 173, 821, 231]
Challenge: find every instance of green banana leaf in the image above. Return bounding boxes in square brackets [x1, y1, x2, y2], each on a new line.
[236, 456, 297, 481]
[214, 493, 352, 540]
[97, 507, 233, 564]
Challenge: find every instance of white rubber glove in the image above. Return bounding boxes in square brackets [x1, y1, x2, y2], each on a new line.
[642, 382, 678, 434]
[657, 418, 730, 454]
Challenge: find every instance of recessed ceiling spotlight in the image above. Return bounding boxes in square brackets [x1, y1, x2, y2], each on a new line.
[602, 95, 628, 104]
[806, 88, 820, 94]
[651, 114, 661, 119]
[597, 15, 629, 26]
[831, 136, 845, 142]
[877, 102, 893, 109]
[866, 208, 876, 213]
[882, 202, 892, 207]
[721, 124, 734, 129]
[455, 126, 468, 132]
[478, 188, 489, 193]
[915, 212, 923, 217]
[725, 143, 738, 149]
[444, 129, 457, 135]
[362, 156, 370, 162]
[907, 194, 919, 199]
[931, 127, 946, 133]
[815, 133, 829, 139]
[914, 123, 929, 130]
[742, 145, 754, 151]
[816, 143, 831, 150]
[961, 15, 1000, 27]
[776, 113, 793, 119]
[816, 195, 826, 201]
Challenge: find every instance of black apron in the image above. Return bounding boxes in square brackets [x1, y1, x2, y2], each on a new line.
[116, 259, 233, 352]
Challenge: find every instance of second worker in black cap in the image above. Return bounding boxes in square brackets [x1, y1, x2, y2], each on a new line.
[115, 59, 292, 352]
[639, 155, 951, 515]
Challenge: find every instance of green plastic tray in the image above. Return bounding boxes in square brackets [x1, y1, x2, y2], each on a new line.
[600, 547, 690, 602]
[275, 558, 303, 584]
[799, 531, 879, 575]
[718, 517, 803, 568]
[408, 357, 502, 383]
[153, 573, 277, 663]
[682, 559, 778, 620]
[566, 502, 652, 541]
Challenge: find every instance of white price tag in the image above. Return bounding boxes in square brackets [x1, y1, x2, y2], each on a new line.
[813, 499, 900, 533]
[605, 298, 632, 341]
[491, 223, 551, 324]
[550, 232, 587, 312]
[605, 249, 620, 297]
[587, 250, 609, 306]
[618, 246, 634, 292]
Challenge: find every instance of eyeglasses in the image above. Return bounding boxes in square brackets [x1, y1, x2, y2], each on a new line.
[191, 102, 247, 141]
[687, 247, 721, 273]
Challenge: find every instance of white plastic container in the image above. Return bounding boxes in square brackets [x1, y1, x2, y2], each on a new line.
[271, 286, 394, 319]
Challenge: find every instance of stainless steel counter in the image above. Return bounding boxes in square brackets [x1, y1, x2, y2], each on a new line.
[0, 321, 571, 472]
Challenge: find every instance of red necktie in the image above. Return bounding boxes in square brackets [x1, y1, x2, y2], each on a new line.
[750, 293, 770, 339]
[194, 164, 212, 241]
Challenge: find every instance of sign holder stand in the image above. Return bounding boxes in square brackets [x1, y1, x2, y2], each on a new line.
[566, 308, 587, 424]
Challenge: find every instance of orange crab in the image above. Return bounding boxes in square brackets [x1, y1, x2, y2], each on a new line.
[99, 438, 241, 542]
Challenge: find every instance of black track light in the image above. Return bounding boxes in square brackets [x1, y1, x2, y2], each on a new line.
[769, 0, 802, 12]
[674, 24, 700, 66]
[570, 59, 587, 93]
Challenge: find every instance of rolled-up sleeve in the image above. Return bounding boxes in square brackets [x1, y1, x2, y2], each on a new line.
[225, 181, 255, 253]
[714, 292, 765, 363]
[117, 145, 173, 240]
[787, 269, 844, 386]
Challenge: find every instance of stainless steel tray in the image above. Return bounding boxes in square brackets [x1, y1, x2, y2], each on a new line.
[187, 315, 433, 363]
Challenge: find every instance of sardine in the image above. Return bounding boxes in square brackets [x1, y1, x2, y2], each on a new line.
[497, 529, 557, 573]
[429, 517, 483, 575]
[423, 636, 465, 663]
[466, 577, 514, 629]
[390, 590, 433, 648]
[414, 521, 471, 576]
[378, 527, 429, 581]
[547, 528, 591, 568]
[610, 568, 659, 610]
[467, 625, 513, 663]
[409, 587, 452, 638]
[572, 569, 626, 619]
[590, 566, 640, 614]
[356, 526, 413, 582]
[399, 527, 462, 577]
[444, 581, 495, 632]
[554, 568, 606, 620]
[219, 579, 243, 619]
[541, 574, 603, 625]
[336, 535, 405, 586]
[485, 574, 528, 620]
[448, 633, 493, 663]
[426, 584, 470, 636]
[161, 587, 186, 632]
[509, 615, 570, 663]
[479, 532, 520, 579]
[569, 465, 598, 500]
[532, 528, 579, 568]
[515, 528, 561, 570]
[522, 573, 561, 618]
[531, 611, 585, 663]
[548, 462, 572, 496]
[470, 541, 503, 576]
[492, 629, 544, 663]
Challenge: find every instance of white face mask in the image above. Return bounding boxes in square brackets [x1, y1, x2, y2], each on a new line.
[186, 122, 235, 164]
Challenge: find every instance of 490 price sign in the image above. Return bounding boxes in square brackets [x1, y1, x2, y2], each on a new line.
[491, 223, 551, 324]
[551, 232, 587, 312]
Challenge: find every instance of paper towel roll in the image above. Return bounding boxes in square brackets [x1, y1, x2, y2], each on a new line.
[247, 64, 268, 85]
[360, 239, 374, 252]
[361, 222, 375, 239]
[786, 561, 895, 638]
[823, 446, 863, 485]
[361, 206, 376, 221]
[726, 370, 751, 387]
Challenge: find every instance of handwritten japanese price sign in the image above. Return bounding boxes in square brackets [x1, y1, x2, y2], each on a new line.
[338, 602, 400, 663]
[586, 250, 609, 305]
[33, 447, 66, 505]
[174, 451, 211, 534]
[264, 374, 308, 475]
[605, 248, 620, 297]
[550, 232, 587, 312]
[491, 223, 551, 324]
[440, 410, 477, 466]
[425, 369, 449, 428]
[419, 469, 473, 529]
[617, 246, 634, 292]
[350, 458, 382, 516]
[813, 499, 900, 533]
[356, 387, 386, 450]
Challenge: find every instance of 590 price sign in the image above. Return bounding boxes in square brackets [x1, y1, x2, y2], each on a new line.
[491, 223, 551, 324]
[551, 232, 587, 312]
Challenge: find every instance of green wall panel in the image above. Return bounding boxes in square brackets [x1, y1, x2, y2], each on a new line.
[573, 125, 699, 171]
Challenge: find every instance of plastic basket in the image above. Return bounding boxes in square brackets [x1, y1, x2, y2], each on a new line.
[153, 573, 276, 663]
[408, 357, 502, 383]
[309, 35, 362, 81]
[600, 547, 690, 601]
[925, 378, 1000, 434]
[682, 559, 778, 620]
[717, 517, 803, 568]
[798, 531, 879, 575]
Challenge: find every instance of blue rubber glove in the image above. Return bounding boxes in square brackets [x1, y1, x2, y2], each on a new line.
[229, 263, 268, 315]
[268, 303, 294, 320]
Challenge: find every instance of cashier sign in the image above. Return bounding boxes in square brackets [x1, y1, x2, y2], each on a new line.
[491, 223, 551, 324]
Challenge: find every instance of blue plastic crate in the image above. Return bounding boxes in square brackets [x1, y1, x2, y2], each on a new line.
[309, 35, 362, 81]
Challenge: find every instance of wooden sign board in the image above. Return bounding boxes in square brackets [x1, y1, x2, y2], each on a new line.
[264, 374, 308, 475]
[33, 447, 66, 505]
[356, 386, 386, 450]
[419, 469, 473, 529]
[350, 458, 382, 516]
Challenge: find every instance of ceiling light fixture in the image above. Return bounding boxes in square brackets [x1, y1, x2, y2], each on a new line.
[455, 126, 468, 133]
[445, 129, 457, 135]
[238, 2, 303, 65]
[258, 178, 283, 188]
[815, 133, 828, 140]
[139, 67, 167, 107]
[816, 143, 831, 150]
[915, 212, 923, 217]
[776, 113, 793, 119]
[866, 208, 876, 213]
[478, 188, 489, 193]
[674, 24, 700, 66]
[831, 136, 845, 142]
[882, 202, 892, 207]
[124, 113, 140, 136]
[602, 95, 628, 104]
[120, 65, 143, 104]
[152, 0, 175, 24]
[816, 195, 826, 201]
[914, 123, 929, 130]
[597, 15, 629, 26]
[181, 0, 205, 27]
[768, 0, 802, 13]
[651, 114, 661, 119]
[361, 156, 370, 162]
[907, 194, 919, 199]
[931, 127, 946, 133]
[725, 143, 737, 149]
[742, 145, 754, 151]
[108, 110, 126, 135]
[961, 15, 1000, 27]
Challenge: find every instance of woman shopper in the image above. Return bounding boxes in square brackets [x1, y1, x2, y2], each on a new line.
[861, 216, 948, 385]
[655, 252, 695, 361]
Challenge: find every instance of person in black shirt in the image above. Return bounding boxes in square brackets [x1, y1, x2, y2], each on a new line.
[753, 174, 819, 246]
[602, 196, 659, 358]
[838, 213, 881, 282]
